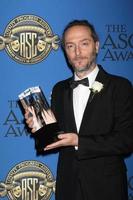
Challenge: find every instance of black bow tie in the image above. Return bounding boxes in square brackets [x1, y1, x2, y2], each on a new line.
[70, 77, 89, 89]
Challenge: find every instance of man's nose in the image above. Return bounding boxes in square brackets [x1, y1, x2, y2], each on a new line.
[75, 45, 81, 56]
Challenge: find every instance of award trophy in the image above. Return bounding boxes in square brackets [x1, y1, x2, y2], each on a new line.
[18, 86, 61, 151]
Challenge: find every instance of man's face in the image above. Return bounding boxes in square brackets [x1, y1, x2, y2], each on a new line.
[64, 25, 99, 73]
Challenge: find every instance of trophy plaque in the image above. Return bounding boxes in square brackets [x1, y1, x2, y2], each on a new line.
[18, 86, 61, 151]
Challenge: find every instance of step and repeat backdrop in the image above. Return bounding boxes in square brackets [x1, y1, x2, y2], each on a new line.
[0, 0, 133, 200]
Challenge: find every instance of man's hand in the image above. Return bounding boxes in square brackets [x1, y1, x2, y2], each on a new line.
[24, 108, 37, 133]
[44, 133, 78, 151]
[25, 107, 57, 133]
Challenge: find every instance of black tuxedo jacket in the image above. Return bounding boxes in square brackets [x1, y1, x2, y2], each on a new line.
[51, 65, 133, 200]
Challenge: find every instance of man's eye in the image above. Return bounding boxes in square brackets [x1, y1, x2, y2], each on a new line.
[82, 42, 89, 46]
[67, 44, 74, 49]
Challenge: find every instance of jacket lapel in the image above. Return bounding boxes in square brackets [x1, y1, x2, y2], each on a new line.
[63, 79, 77, 133]
[79, 65, 109, 133]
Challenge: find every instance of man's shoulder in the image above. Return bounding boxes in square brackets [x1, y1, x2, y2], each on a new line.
[99, 65, 132, 87]
[108, 72, 132, 88]
[53, 77, 73, 91]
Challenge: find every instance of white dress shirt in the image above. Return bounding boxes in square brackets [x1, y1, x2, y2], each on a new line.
[73, 65, 99, 133]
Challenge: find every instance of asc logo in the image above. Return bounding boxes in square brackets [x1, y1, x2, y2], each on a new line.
[0, 15, 59, 64]
[0, 160, 55, 200]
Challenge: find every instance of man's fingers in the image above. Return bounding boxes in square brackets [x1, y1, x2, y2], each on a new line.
[44, 140, 64, 150]
[42, 109, 56, 124]
[31, 127, 36, 133]
[44, 133, 78, 151]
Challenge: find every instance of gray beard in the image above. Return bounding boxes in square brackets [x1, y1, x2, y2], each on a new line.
[73, 57, 96, 73]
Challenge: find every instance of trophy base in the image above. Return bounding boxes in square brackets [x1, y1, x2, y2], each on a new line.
[32, 122, 61, 151]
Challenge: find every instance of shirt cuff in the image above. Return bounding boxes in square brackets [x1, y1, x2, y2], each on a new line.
[75, 146, 78, 150]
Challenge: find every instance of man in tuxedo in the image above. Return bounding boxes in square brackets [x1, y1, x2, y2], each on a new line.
[25, 20, 133, 200]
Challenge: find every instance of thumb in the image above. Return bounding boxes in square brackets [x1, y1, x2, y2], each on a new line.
[58, 134, 65, 139]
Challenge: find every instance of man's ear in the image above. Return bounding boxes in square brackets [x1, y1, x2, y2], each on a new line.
[95, 41, 100, 53]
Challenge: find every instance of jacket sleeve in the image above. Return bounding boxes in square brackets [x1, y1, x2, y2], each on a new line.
[77, 78, 133, 160]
